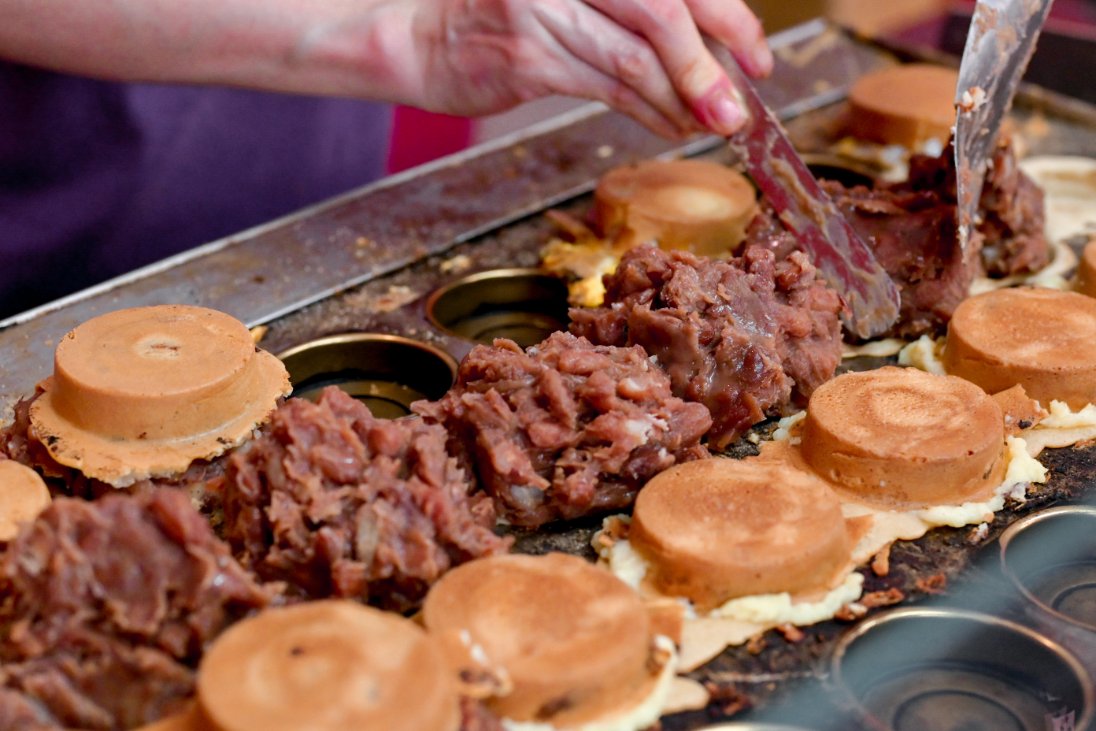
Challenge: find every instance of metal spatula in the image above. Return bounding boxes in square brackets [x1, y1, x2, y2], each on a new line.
[955, 0, 1054, 251]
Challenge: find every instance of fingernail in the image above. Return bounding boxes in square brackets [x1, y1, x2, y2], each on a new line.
[694, 83, 745, 136]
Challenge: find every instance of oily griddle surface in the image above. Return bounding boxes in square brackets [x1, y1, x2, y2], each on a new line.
[250, 96, 1096, 728]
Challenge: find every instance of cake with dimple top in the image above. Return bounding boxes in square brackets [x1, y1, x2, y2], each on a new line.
[628, 458, 854, 613]
[943, 287, 1096, 409]
[27, 304, 290, 487]
[422, 553, 677, 731]
[593, 159, 758, 256]
[800, 366, 1006, 509]
[196, 601, 460, 731]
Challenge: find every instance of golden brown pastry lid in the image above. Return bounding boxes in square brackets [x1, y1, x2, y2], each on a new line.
[29, 305, 290, 487]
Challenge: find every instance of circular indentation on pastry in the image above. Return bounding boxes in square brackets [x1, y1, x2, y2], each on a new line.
[943, 287, 1096, 409]
[29, 305, 290, 486]
[197, 600, 459, 731]
[846, 64, 958, 148]
[832, 608, 1093, 731]
[422, 553, 656, 726]
[425, 269, 570, 348]
[1001, 506, 1096, 632]
[278, 333, 456, 419]
[593, 158, 757, 256]
[0, 460, 51, 541]
[801, 366, 1005, 508]
[628, 458, 851, 611]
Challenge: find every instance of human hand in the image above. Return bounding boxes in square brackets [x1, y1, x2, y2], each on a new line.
[392, 0, 773, 138]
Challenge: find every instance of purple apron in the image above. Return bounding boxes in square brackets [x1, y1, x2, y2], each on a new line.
[0, 62, 392, 318]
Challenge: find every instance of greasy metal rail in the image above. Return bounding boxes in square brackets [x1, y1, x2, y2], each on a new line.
[0, 19, 890, 410]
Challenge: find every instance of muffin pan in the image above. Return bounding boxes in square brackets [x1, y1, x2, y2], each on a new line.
[1000, 506, 1096, 671]
[424, 267, 570, 349]
[277, 333, 458, 419]
[831, 608, 1094, 731]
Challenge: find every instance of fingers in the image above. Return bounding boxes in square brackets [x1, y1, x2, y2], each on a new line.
[531, 1, 702, 136]
[580, 0, 751, 134]
[532, 47, 692, 139]
[410, 0, 771, 138]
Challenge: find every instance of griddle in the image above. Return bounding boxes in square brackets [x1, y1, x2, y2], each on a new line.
[3, 19, 1096, 731]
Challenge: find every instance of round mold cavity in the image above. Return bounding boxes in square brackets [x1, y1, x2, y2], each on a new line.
[831, 608, 1094, 731]
[1000, 506, 1096, 632]
[800, 153, 877, 189]
[277, 334, 457, 419]
[425, 268, 570, 349]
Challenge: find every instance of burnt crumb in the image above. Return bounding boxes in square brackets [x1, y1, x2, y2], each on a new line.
[459, 669, 484, 684]
[746, 634, 767, 655]
[536, 695, 574, 721]
[967, 523, 990, 544]
[288, 646, 304, 657]
[703, 682, 752, 718]
[860, 588, 905, 608]
[775, 624, 805, 643]
[1018, 419, 1033, 429]
[870, 545, 891, 577]
[915, 573, 948, 595]
[834, 603, 868, 622]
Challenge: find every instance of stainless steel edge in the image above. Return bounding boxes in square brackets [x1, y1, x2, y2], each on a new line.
[0, 20, 891, 410]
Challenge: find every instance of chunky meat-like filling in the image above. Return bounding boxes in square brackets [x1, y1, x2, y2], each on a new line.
[0, 392, 231, 516]
[0, 490, 270, 730]
[748, 138, 1047, 339]
[904, 138, 1048, 278]
[569, 246, 842, 449]
[224, 387, 508, 612]
[414, 331, 712, 527]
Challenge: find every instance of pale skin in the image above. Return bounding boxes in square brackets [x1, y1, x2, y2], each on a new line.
[0, 0, 773, 138]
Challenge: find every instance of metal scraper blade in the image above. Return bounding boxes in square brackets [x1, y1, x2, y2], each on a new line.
[955, 0, 1053, 251]
[719, 52, 900, 339]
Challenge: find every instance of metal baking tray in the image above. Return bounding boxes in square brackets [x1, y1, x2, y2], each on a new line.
[4, 18, 1096, 731]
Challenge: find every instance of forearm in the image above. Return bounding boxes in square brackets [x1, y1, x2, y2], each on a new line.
[0, 0, 773, 135]
[0, 0, 421, 101]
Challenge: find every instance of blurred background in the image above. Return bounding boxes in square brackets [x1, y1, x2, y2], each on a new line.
[387, 0, 1096, 174]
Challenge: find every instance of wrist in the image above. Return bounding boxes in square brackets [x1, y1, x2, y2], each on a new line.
[281, 0, 427, 104]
